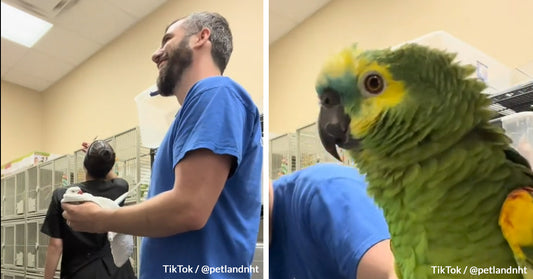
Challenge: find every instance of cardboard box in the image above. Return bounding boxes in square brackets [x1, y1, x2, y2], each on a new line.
[1, 152, 50, 177]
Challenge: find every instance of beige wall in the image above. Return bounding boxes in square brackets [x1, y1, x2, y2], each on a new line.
[269, 0, 533, 135]
[1, 81, 44, 164]
[1, 0, 262, 164]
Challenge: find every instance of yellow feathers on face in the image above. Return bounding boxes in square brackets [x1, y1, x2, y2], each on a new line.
[350, 59, 407, 136]
[316, 45, 361, 89]
[316, 44, 407, 138]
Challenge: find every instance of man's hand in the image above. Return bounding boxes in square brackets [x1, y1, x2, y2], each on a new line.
[81, 141, 91, 153]
[61, 202, 109, 233]
[81, 136, 97, 153]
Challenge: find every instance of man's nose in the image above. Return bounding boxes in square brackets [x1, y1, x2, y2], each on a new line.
[152, 48, 163, 64]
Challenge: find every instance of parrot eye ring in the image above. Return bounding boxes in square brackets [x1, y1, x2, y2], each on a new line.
[360, 71, 386, 96]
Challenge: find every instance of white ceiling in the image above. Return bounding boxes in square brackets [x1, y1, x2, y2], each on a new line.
[269, 0, 331, 44]
[1, 0, 168, 92]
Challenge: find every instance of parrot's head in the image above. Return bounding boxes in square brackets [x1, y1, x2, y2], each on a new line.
[316, 43, 489, 160]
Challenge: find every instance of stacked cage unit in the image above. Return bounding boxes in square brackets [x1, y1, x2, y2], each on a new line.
[269, 133, 297, 179]
[296, 122, 348, 169]
[269, 122, 355, 178]
[1, 155, 74, 279]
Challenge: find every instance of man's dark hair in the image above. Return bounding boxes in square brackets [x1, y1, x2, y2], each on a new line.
[83, 140, 116, 179]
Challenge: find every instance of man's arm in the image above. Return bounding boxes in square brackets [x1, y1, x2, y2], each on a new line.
[44, 237, 62, 279]
[356, 239, 398, 279]
[62, 148, 232, 237]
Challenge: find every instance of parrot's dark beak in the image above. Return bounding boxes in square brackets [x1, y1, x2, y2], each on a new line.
[318, 102, 359, 161]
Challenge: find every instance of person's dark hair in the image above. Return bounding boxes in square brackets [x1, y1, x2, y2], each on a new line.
[167, 12, 233, 74]
[83, 140, 116, 179]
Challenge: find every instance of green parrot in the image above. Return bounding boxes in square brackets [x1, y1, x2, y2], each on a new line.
[315, 43, 533, 279]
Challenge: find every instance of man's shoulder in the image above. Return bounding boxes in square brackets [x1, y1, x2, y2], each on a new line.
[299, 164, 365, 187]
[79, 178, 129, 195]
[275, 164, 369, 208]
[197, 76, 239, 88]
[109, 177, 129, 189]
[277, 164, 362, 187]
[194, 77, 252, 103]
[52, 186, 69, 196]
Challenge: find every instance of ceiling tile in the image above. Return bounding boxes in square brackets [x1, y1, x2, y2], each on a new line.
[14, 50, 74, 82]
[53, 0, 137, 44]
[108, 0, 167, 18]
[271, 0, 331, 22]
[1, 38, 31, 77]
[269, 13, 298, 44]
[3, 70, 53, 91]
[269, 0, 332, 44]
[32, 25, 103, 65]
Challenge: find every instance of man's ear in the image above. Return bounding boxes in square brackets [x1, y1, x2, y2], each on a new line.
[192, 27, 211, 48]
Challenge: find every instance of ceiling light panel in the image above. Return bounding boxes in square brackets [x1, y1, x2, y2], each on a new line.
[1, 2, 53, 48]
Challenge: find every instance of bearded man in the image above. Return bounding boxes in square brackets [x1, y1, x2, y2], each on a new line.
[62, 12, 263, 279]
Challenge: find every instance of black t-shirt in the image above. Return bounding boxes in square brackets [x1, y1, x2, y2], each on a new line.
[41, 178, 136, 279]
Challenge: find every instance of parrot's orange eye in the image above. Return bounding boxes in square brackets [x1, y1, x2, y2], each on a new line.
[364, 74, 384, 94]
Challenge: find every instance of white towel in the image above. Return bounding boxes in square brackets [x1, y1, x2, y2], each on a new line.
[62, 186, 134, 267]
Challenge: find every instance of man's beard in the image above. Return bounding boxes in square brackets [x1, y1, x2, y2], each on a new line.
[156, 37, 193, 97]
